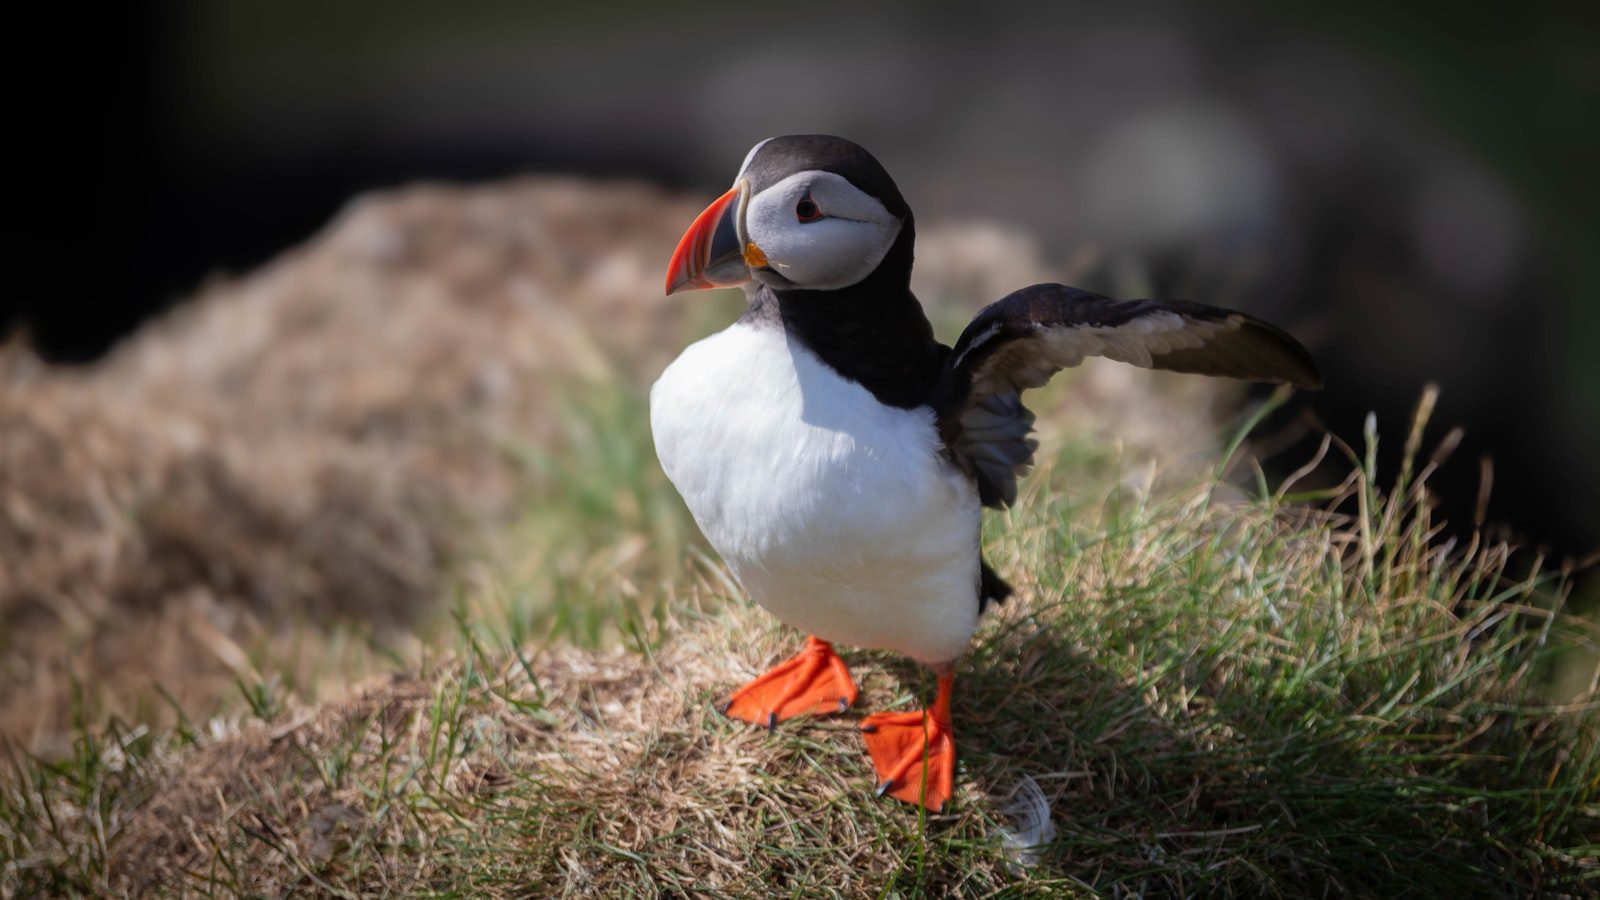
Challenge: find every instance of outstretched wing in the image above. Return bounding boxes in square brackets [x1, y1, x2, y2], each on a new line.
[934, 283, 1322, 507]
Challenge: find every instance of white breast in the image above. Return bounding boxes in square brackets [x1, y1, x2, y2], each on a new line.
[649, 322, 982, 664]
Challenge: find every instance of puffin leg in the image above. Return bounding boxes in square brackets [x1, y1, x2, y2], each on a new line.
[722, 636, 858, 729]
[860, 666, 956, 812]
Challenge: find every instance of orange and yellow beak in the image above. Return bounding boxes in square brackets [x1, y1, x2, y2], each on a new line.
[664, 182, 761, 295]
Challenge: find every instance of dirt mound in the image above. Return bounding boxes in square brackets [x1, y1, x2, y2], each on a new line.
[0, 179, 702, 752]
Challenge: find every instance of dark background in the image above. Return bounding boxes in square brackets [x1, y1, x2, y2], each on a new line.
[13, 1, 1598, 594]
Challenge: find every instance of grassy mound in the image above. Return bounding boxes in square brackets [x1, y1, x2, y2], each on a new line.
[5, 381, 1594, 896]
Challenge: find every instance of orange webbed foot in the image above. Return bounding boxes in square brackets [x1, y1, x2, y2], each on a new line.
[860, 670, 956, 812]
[723, 636, 858, 728]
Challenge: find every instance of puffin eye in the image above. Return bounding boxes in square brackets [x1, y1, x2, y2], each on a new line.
[795, 194, 822, 222]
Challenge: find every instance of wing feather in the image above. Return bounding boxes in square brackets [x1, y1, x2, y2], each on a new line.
[935, 284, 1321, 508]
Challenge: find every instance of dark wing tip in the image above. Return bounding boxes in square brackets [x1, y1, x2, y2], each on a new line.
[1237, 316, 1324, 390]
[1153, 303, 1322, 390]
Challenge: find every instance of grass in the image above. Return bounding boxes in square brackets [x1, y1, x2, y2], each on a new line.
[3, 373, 1595, 898]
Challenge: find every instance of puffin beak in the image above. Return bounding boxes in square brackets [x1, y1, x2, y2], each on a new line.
[665, 182, 756, 295]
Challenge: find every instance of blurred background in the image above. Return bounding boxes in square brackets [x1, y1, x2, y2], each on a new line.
[12, 1, 1597, 591]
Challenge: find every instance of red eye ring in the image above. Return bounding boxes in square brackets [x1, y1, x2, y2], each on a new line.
[795, 194, 823, 222]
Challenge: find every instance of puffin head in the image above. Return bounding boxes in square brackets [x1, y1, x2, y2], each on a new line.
[665, 135, 912, 295]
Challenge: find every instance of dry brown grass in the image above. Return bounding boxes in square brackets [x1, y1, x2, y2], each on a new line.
[18, 442, 1591, 897]
[100, 622, 776, 896]
[0, 179, 706, 753]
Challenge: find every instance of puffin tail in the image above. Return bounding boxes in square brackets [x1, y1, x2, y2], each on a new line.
[979, 558, 1014, 612]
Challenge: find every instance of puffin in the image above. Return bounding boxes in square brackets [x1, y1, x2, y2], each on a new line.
[650, 135, 1321, 812]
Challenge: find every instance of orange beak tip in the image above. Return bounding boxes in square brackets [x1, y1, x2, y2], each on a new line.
[664, 184, 751, 297]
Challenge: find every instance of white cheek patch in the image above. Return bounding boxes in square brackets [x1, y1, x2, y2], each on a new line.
[746, 170, 903, 291]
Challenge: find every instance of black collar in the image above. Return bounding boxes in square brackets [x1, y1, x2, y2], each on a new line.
[739, 222, 948, 409]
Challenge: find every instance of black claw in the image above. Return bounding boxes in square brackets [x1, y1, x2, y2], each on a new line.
[765, 712, 777, 731]
[718, 700, 731, 716]
[875, 780, 893, 797]
[860, 723, 877, 734]
[837, 697, 850, 712]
